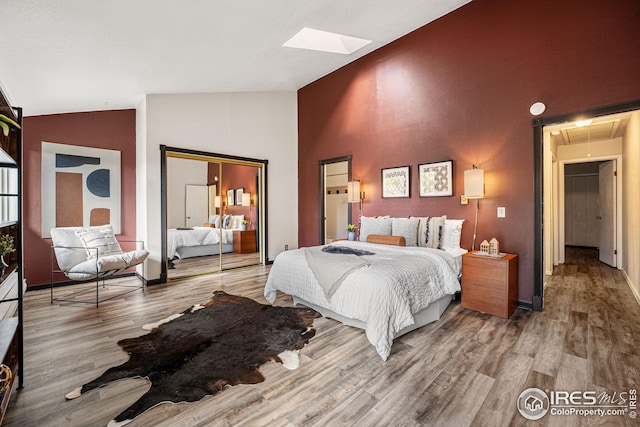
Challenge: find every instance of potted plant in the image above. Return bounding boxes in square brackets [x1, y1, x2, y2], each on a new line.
[0, 234, 15, 274]
[241, 219, 248, 231]
[346, 224, 356, 241]
[0, 113, 21, 137]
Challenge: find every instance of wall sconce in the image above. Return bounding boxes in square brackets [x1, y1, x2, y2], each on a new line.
[347, 180, 365, 209]
[464, 165, 484, 250]
[348, 180, 364, 239]
[242, 192, 253, 227]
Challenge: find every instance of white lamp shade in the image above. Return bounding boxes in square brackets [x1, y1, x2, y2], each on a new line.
[242, 193, 251, 207]
[347, 180, 361, 203]
[464, 168, 484, 199]
[214, 196, 221, 208]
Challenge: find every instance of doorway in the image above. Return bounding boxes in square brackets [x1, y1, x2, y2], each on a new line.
[533, 100, 640, 310]
[318, 156, 352, 245]
[562, 160, 617, 267]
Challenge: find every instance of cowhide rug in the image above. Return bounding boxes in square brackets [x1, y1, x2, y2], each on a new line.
[65, 291, 320, 426]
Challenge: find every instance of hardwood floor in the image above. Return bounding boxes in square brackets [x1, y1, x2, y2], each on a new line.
[168, 252, 261, 279]
[4, 247, 639, 426]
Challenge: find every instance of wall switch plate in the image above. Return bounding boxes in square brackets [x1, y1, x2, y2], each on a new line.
[461, 195, 469, 205]
[497, 207, 506, 218]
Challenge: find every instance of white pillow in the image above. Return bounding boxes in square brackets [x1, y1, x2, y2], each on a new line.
[67, 249, 149, 281]
[441, 219, 465, 249]
[209, 214, 221, 228]
[391, 218, 420, 247]
[415, 216, 446, 249]
[359, 216, 392, 242]
[75, 225, 123, 259]
[222, 214, 232, 229]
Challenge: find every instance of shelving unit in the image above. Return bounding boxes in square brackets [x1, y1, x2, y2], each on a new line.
[0, 89, 23, 424]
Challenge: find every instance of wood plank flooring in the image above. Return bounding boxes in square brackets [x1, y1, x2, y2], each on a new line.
[168, 252, 261, 279]
[4, 247, 639, 426]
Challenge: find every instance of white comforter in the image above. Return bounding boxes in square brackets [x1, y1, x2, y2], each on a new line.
[264, 241, 462, 360]
[167, 227, 235, 259]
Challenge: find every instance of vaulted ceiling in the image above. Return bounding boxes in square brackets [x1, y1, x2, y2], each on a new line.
[0, 0, 470, 116]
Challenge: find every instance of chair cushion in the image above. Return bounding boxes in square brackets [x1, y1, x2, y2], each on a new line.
[66, 249, 149, 281]
[75, 226, 123, 259]
[50, 227, 92, 272]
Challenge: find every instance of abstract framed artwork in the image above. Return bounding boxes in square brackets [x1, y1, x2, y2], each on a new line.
[41, 142, 121, 237]
[226, 189, 235, 206]
[381, 166, 410, 198]
[419, 160, 453, 197]
[235, 188, 244, 206]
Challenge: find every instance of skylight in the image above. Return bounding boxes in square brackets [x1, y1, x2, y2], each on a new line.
[283, 27, 372, 55]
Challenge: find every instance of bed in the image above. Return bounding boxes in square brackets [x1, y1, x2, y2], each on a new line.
[167, 214, 245, 259]
[265, 216, 467, 360]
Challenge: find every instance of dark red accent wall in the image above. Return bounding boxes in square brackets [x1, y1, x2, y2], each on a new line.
[23, 110, 137, 287]
[222, 164, 258, 225]
[298, 0, 640, 303]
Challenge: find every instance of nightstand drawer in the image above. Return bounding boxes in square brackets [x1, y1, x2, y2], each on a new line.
[461, 252, 518, 318]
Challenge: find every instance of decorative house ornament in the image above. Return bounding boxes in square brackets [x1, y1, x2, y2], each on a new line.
[479, 240, 490, 254]
[489, 238, 499, 255]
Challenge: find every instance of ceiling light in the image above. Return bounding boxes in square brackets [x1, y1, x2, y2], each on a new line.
[283, 27, 372, 55]
[575, 119, 593, 127]
[529, 102, 546, 116]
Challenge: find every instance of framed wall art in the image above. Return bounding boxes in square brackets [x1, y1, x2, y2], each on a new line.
[235, 188, 244, 206]
[419, 160, 453, 197]
[381, 166, 410, 198]
[226, 189, 235, 206]
[41, 141, 121, 237]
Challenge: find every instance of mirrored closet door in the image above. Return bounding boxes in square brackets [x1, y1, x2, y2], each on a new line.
[161, 146, 266, 281]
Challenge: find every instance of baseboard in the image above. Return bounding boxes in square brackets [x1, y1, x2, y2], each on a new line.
[622, 270, 640, 306]
[28, 272, 138, 291]
[146, 278, 162, 286]
[517, 300, 533, 311]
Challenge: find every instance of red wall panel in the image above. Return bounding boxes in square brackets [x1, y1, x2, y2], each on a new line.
[297, 0, 640, 303]
[23, 110, 137, 287]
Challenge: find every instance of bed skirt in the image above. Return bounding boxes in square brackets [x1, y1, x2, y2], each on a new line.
[175, 243, 234, 259]
[292, 293, 455, 339]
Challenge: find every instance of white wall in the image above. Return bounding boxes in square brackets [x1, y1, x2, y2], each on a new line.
[135, 101, 148, 277]
[623, 110, 640, 302]
[166, 157, 208, 229]
[138, 92, 298, 280]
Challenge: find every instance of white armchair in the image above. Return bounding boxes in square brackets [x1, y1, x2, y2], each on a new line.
[50, 225, 149, 306]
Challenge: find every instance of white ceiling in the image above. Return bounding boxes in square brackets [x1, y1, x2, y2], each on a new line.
[0, 0, 470, 116]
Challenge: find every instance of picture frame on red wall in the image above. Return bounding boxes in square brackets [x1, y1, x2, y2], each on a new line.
[381, 166, 410, 198]
[418, 160, 453, 197]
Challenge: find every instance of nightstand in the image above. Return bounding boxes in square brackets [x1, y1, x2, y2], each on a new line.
[233, 230, 257, 254]
[461, 251, 518, 318]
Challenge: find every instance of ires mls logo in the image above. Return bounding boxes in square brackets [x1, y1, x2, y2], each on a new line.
[518, 388, 636, 420]
[517, 388, 550, 420]
[550, 390, 597, 405]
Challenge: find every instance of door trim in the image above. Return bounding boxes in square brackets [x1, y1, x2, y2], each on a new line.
[318, 155, 352, 245]
[159, 145, 269, 283]
[556, 157, 621, 265]
[533, 99, 640, 311]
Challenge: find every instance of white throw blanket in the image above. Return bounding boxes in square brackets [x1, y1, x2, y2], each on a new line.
[303, 247, 369, 300]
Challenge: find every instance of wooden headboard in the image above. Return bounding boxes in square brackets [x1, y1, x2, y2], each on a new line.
[366, 234, 406, 246]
